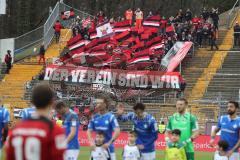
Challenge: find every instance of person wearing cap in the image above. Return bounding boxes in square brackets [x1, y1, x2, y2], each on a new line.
[210, 101, 240, 160]
[234, 21, 240, 47]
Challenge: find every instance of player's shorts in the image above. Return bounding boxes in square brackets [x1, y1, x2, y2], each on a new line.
[141, 151, 156, 160]
[110, 153, 116, 160]
[186, 152, 194, 160]
[229, 152, 239, 160]
[64, 149, 79, 160]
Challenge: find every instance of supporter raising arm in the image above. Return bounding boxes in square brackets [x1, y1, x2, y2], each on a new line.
[117, 103, 158, 160]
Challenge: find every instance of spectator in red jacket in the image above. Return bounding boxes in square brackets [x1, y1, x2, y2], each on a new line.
[160, 16, 167, 35]
[4, 50, 12, 74]
[70, 8, 75, 19]
[53, 20, 62, 43]
[97, 11, 105, 24]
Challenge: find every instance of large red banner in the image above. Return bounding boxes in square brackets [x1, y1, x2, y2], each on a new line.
[78, 131, 220, 152]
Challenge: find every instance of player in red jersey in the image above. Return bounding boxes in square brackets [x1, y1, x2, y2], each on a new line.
[6, 84, 66, 160]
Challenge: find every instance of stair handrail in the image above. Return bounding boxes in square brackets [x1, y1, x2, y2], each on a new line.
[227, 0, 240, 28]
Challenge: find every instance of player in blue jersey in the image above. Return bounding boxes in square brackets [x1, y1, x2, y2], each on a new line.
[87, 94, 120, 160]
[19, 106, 36, 120]
[210, 101, 240, 160]
[0, 104, 10, 157]
[117, 103, 158, 160]
[55, 101, 80, 160]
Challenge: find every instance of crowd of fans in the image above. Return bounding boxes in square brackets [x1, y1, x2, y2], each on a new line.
[56, 7, 220, 53]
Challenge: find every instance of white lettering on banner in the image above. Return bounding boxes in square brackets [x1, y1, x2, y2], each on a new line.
[79, 70, 87, 83]
[44, 67, 55, 80]
[140, 75, 148, 88]
[118, 73, 126, 87]
[44, 67, 181, 89]
[95, 71, 104, 84]
[87, 70, 96, 83]
[110, 72, 117, 85]
[61, 69, 68, 81]
[171, 76, 180, 89]
[150, 75, 164, 88]
[126, 74, 140, 87]
[71, 70, 81, 82]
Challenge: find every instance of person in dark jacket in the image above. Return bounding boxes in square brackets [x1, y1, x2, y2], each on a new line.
[4, 50, 12, 74]
[210, 27, 219, 50]
[185, 9, 192, 22]
[234, 22, 240, 47]
[38, 44, 46, 65]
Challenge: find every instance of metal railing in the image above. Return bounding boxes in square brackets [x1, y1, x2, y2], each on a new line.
[44, 2, 60, 48]
[227, 0, 240, 28]
[12, 2, 94, 62]
[14, 26, 44, 62]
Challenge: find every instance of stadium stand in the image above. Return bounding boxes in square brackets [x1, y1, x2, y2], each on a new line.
[0, 1, 239, 137]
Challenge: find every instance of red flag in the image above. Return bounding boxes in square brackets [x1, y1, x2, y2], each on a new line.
[166, 25, 175, 33]
[82, 17, 91, 28]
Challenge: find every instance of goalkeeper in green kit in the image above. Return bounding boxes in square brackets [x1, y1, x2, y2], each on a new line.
[165, 98, 199, 160]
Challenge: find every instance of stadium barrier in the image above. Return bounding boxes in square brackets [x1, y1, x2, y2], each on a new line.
[227, 0, 240, 28]
[12, 2, 94, 62]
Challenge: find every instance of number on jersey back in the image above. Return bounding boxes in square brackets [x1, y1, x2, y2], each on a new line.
[6, 116, 66, 160]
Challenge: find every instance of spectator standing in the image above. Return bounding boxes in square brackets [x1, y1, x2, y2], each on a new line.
[4, 50, 12, 74]
[196, 23, 203, 47]
[135, 8, 143, 29]
[165, 98, 199, 160]
[176, 9, 184, 22]
[233, 22, 240, 47]
[211, 8, 219, 30]
[87, 94, 120, 160]
[210, 27, 219, 50]
[185, 9, 192, 22]
[125, 8, 133, 25]
[97, 11, 105, 24]
[55, 101, 80, 160]
[210, 101, 240, 160]
[38, 44, 46, 65]
[160, 16, 168, 35]
[117, 103, 158, 160]
[53, 20, 62, 43]
[69, 8, 75, 19]
[148, 11, 153, 17]
[201, 7, 209, 21]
